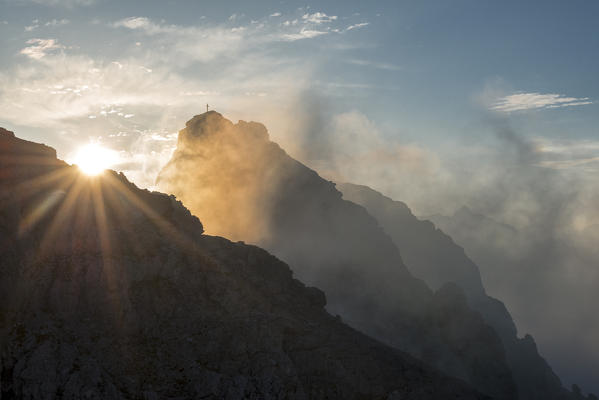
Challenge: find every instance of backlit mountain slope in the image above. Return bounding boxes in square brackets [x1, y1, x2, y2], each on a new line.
[157, 112, 516, 399]
[0, 127, 488, 399]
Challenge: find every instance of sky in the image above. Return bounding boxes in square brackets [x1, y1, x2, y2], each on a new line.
[1, 0, 598, 191]
[1, 0, 598, 393]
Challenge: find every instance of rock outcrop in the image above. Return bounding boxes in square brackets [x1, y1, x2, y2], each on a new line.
[0, 128, 489, 399]
[157, 111, 517, 399]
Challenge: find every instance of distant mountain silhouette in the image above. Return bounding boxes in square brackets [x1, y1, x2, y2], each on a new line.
[0, 127, 490, 399]
[157, 112, 518, 399]
[339, 182, 588, 400]
[428, 206, 599, 398]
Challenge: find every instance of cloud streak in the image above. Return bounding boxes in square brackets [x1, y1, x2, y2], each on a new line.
[491, 92, 593, 112]
[535, 138, 599, 172]
[346, 22, 369, 31]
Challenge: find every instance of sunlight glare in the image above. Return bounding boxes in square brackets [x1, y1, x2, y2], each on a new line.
[72, 143, 118, 176]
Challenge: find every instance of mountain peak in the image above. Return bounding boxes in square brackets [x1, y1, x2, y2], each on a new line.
[157, 113, 519, 400]
[177, 111, 270, 150]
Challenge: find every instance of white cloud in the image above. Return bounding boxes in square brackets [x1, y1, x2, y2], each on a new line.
[491, 92, 593, 112]
[114, 17, 152, 31]
[346, 22, 369, 31]
[282, 28, 329, 41]
[112, 14, 341, 60]
[19, 38, 64, 59]
[270, 12, 281, 17]
[302, 12, 337, 24]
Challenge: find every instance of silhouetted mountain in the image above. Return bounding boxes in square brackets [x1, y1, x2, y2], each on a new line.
[0, 128, 490, 399]
[157, 112, 517, 399]
[428, 206, 599, 399]
[339, 182, 593, 400]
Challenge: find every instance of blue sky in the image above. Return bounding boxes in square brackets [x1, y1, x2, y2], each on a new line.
[1, 0, 599, 392]
[1, 0, 597, 188]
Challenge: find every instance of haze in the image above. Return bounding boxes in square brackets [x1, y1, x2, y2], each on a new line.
[1, 0, 598, 394]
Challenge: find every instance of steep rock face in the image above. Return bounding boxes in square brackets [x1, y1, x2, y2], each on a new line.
[338, 182, 582, 400]
[157, 112, 516, 399]
[0, 129, 489, 399]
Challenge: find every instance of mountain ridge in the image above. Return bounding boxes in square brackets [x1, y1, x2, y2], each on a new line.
[157, 111, 517, 399]
[0, 126, 490, 399]
[338, 182, 594, 400]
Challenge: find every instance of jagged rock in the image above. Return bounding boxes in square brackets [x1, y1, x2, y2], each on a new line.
[0, 129, 488, 399]
[157, 112, 517, 399]
[339, 182, 583, 400]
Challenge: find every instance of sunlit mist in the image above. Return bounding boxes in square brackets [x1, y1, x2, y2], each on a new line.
[71, 143, 118, 176]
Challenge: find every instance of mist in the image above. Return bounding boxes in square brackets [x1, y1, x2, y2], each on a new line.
[277, 96, 599, 392]
[156, 111, 536, 399]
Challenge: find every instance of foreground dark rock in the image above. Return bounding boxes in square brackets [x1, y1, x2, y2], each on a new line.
[0, 128, 488, 399]
[157, 112, 517, 399]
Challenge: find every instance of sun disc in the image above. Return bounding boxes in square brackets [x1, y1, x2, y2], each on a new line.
[71, 143, 118, 176]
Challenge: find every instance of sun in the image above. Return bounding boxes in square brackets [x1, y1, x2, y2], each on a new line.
[71, 143, 118, 176]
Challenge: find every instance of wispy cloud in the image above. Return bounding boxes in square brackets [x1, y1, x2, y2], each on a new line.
[1, 10, 371, 188]
[45, 18, 70, 26]
[270, 12, 281, 17]
[535, 139, 599, 171]
[302, 12, 337, 24]
[282, 28, 329, 41]
[347, 59, 400, 71]
[491, 92, 593, 112]
[112, 13, 348, 54]
[346, 22, 369, 31]
[25, 19, 39, 31]
[24, 18, 69, 31]
[113, 17, 154, 31]
[19, 38, 64, 59]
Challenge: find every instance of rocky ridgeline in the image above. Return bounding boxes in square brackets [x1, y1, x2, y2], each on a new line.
[157, 112, 517, 399]
[339, 183, 591, 400]
[0, 127, 488, 399]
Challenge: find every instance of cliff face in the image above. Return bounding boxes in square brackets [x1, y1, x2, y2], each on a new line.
[157, 112, 517, 399]
[338, 182, 581, 400]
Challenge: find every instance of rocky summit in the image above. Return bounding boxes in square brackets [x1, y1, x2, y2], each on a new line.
[0, 127, 489, 399]
[157, 111, 518, 399]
